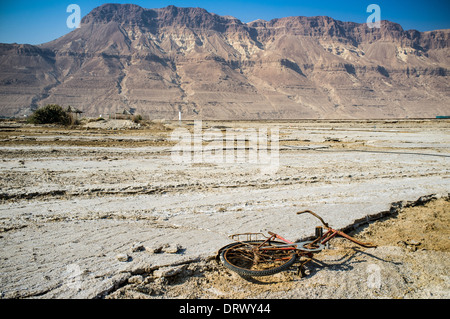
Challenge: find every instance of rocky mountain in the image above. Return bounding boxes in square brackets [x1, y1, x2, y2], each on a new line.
[1, 3, 449, 119]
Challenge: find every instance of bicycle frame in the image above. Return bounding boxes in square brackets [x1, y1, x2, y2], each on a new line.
[230, 210, 376, 255]
[297, 210, 377, 249]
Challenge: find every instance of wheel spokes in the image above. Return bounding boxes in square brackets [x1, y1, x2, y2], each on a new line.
[225, 242, 295, 271]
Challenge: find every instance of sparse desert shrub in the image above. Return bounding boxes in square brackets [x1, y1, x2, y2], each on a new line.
[133, 114, 143, 123]
[88, 117, 106, 122]
[28, 104, 71, 125]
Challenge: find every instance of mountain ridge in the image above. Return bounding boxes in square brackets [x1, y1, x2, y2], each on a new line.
[1, 4, 449, 119]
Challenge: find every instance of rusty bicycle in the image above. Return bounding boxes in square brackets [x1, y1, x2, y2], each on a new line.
[219, 210, 376, 277]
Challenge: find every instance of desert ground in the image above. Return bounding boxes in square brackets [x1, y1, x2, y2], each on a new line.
[0, 118, 449, 299]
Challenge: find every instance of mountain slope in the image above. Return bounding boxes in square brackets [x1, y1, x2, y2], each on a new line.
[0, 4, 449, 119]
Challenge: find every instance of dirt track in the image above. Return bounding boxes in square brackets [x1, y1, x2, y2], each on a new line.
[0, 119, 449, 299]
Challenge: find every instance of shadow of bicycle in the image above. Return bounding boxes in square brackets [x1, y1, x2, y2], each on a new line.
[235, 246, 399, 285]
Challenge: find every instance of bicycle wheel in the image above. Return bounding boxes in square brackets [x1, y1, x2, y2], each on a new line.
[220, 240, 297, 277]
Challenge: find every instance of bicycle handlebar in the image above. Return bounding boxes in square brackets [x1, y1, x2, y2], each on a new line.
[297, 210, 377, 248]
[296, 210, 329, 228]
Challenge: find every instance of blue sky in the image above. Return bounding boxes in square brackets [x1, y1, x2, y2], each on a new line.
[1, 0, 449, 45]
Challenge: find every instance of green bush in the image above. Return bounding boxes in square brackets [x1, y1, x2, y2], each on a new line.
[28, 104, 71, 125]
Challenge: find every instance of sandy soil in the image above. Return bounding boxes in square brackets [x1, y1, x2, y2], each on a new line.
[0, 119, 449, 299]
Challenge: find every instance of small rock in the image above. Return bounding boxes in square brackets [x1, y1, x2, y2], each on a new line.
[131, 242, 145, 252]
[128, 275, 144, 284]
[116, 253, 130, 262]
[145, 245, 164, 254]
[162, 243, 182, 254]
[424, 223, 436, 232]
[153, 266, 185, 278]
[405, 239, 421, 246]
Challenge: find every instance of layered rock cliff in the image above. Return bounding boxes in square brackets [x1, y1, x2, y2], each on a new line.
[1, 4, 449, 119]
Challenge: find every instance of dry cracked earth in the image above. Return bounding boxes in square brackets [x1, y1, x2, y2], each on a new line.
[0, 119, 449, 299]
